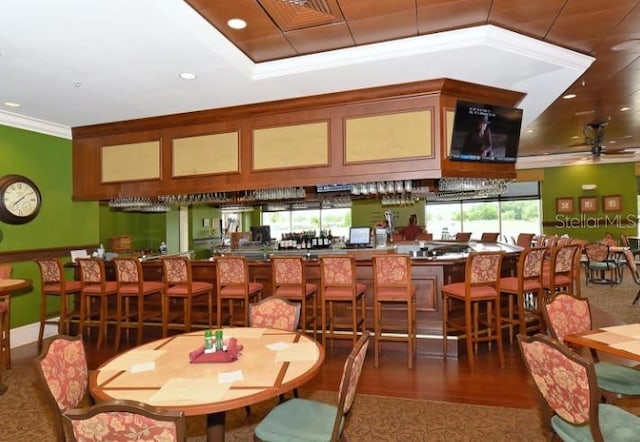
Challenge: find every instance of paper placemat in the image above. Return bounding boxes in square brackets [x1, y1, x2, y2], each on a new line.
[222, 327, 266, 339]
[610, 340, 640, 356]
[274, 342, 318, 362]
[100, 350, 167, 371]
[583, 332, 637, 345]
[148, 377, 231, 405]
[601, 324, 640, 339]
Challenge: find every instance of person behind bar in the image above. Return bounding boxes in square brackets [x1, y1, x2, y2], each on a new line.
[399, 214, 423, 241]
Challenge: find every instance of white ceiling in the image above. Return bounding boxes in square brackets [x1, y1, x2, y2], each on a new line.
[1, 0, 593, 164]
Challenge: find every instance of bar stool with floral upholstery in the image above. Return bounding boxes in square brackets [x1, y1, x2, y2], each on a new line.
[372, 254, 416, 369]
[161, 256, 214, 337]
[319, 255, 367, 347]
[34, 258, 83, 352]
[77, 258, 118, 350]
[215, 256, 263, 327]
[271, 256, 317, 336]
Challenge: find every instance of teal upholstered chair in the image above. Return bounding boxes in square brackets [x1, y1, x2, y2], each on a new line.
[518, 334, 640, 441]
[254, 331, 370, 442]
[543, 292, 640, 400]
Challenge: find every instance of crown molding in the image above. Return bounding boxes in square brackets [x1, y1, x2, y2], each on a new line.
[0, 110, 71, 139]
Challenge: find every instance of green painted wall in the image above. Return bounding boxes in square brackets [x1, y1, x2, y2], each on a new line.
[351, 199, 426, 232]
[98, 204, 166, 253]
[541, 162, 637, 243]
[0, 125, 98, 327]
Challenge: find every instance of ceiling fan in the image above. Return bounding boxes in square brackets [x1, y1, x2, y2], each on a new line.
[568, 121, 638, 160]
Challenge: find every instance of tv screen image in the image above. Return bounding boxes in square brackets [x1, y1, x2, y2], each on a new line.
[349, 227, 371, 246]
[250, 225, 271, 244]
[449, 100, 523, 163]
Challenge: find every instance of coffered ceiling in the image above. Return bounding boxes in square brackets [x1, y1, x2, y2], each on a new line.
[2, 1, 640, 167]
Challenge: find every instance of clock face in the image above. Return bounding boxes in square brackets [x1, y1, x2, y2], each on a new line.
[0, 175, 42, 224]
[3, 181, 39, 216]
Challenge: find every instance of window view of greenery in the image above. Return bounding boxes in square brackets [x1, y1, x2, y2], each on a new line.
[426, 199, 540, 241]
[263, 208, 351, 241]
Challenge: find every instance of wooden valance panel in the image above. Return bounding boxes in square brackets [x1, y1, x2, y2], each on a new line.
[72, 78, 523, 200]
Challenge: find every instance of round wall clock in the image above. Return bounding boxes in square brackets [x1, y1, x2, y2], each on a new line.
[0, 174, 42, 224]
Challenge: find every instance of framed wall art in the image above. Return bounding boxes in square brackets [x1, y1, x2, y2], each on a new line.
[555, 197, 574, 214]
[579, 196, 598, 213]
[602, 195, 622, 212]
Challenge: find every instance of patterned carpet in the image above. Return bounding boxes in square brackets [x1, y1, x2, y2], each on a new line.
[0, 363, 547, 441]
[0, 277, 635, 441]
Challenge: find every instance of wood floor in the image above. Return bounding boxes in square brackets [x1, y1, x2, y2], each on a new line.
[13, 325, 539, 410]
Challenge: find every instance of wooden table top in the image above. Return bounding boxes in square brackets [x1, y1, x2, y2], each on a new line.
[0, 278, 31, 293]
[564, 325, 640, 363]
[90, 328, 324, 416]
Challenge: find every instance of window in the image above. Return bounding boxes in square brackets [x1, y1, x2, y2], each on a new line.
[262, 207, 351, 240]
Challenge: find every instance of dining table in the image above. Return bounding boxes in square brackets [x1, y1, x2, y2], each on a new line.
[90, 327, 324, 442]
[564, 323, 640, 363]
[0, 278, 32, 396]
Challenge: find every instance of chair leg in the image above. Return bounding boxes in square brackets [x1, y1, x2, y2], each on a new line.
[494, 297, 505, 367]
[442, 296, 448, 357]
[374, 299, 380, 368]
[38, 293, 47, 353]
[465, 300, 475, 369]
[115, 294, 123, 351]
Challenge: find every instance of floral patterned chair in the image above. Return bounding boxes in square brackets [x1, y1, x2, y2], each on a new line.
[0, 264, 13, 369]
[62, 399, 186, 442]
[161, 256, 214, 337]
[372, 254, 416, 369]
[249, 296, 300, 331]
[77, 258, 118, 350]
[499, 247, 547, 343]
[583, 243, 621, 286]
[271, 256, 317, 336]
[113, 258, 164, 350]
[34, 258, 83, 352]
[34, 335, 92, 442]
[215, 256, 262, 327]
[254, 331, 370, 442]
[442, 251, 505, 369]
[319, 256, 367, 347]
[542, 292, 640, 401]
[518, 333, 640, 441]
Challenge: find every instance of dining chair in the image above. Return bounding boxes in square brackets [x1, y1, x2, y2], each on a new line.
[515, 233, 535, 248]
[372, 254, 416, 369]
[480, 232, 500, 242]
[271, 256, 317, 336]
[442, 251, 504, 369]
[0, 264, 13, 369]
[583, 243, 620, 286]
[34, 258, 82, 352]
[77, 258, 118, 350]
[499, 247, 547, 342]
[34, 335, 92, 442]
[62, 399, 186, 442]
[215, 256, 263, 327]
[415, 232, 433, 241]
[319, 255, 367, 347]
[249, 296, 300, 331]
[454, 232, 472, 242]
[254, 331, 370, 442]
[161, 256, 214, 337]
[518, 333, 640, 441]
[542, 292, 640, 401]
[113, 257, 164, 351]
[620, 249, 640, 305]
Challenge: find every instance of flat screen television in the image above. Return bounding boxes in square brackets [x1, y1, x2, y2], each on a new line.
[250, 225, 271, 244]
[348, 227, 371, 247]
[449, 100, 523, 163]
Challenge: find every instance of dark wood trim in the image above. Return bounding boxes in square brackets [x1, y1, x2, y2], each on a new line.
[0, 244, 98, 263]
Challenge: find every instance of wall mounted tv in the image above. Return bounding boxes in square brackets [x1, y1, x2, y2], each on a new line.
[250, 225, 271, 244]
[449, 100, 523, 163]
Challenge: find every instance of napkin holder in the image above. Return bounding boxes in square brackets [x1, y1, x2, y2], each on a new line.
[189, 337, 242, 363]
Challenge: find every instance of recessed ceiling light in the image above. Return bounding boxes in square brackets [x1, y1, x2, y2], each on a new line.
[178, 72, 197, 80]
[227, 18, 246, 30]
[620, 107, 630, 111]
[3, 101, 20, 108]
[611, 39, 640, 52]
[562, 93, 576, 99]
[609, 140, 617, 144]
[571, 135, 580, 139]
[526, 129, 535, 133]
[575, 110, 595, 116]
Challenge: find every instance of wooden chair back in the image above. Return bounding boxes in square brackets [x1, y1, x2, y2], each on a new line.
[542, 292, 592, 342]
[249, 297, 300, 331]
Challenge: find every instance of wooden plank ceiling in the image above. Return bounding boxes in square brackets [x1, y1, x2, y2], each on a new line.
[185, 0, 640, 158]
